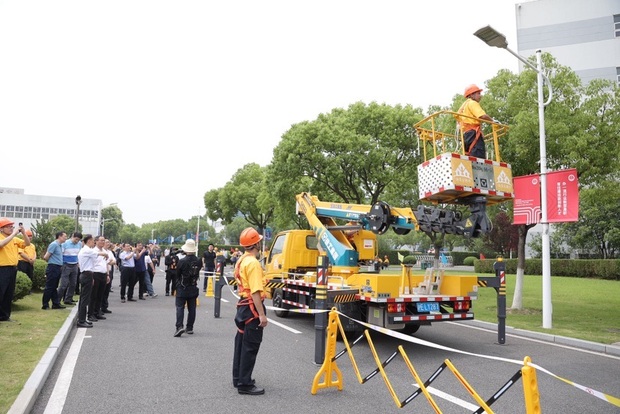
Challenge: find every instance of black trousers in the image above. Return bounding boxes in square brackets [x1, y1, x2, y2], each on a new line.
[42, 264, 62, 308]
[0, 266, 17, 321]
[89, 272, 106, 317]
[121, 267, 136, 300]
[232, 303, 264, 388]
[78, 271, 93, 323]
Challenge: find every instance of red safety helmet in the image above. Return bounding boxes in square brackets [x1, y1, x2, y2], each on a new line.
[239, 227, 263, 247]
[464, 84, 483, 98]
[0, 218, 15, 228]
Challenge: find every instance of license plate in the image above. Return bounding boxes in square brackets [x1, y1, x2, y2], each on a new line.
[416, 302, 439, 313]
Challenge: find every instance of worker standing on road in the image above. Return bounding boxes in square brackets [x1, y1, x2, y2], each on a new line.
[232, 227, 268, 396]
[173, 239, 202, 337]
[457, 84, 494, 159]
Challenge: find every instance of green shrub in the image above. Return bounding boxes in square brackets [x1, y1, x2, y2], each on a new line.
[32, 259, 47, 291]
[450, 251, 478, 266]
[463, 256, 477, 266]
[13, 271, 32, 302]
[474, 258, 620, 280]
[402, 255, 417, 265]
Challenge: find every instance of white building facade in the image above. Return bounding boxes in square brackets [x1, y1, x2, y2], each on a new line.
[516, 0, 620, 85]
[0, 187, 102, 236]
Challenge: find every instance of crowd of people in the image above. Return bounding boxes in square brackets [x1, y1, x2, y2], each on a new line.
[1, 220, 269, 396]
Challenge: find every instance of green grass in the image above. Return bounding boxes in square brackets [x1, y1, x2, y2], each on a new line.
[0, 292, 70, 413]
[474, 274, 620, 345]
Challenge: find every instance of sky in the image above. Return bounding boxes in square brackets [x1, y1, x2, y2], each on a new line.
[0, 0, 521, 226]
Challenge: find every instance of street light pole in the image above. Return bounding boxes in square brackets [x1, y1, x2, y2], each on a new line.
[75, 195, 82, 233]
[474, 26, 554, 328]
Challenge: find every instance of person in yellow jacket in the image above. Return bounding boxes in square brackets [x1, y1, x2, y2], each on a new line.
[0, 218, 31, 322]
[232, 227, 267, 396]
[18, 230, 36, 289]
[457, 84, 494, 159]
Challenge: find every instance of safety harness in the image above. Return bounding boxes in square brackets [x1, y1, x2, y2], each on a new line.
[457, 99, 483, 156]
[234, 253, 262, 334]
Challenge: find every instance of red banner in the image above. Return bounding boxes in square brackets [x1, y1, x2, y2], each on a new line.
[513, 169, 579, 224]
[513, 174, 541, 225]
[546, 168, 579, 222]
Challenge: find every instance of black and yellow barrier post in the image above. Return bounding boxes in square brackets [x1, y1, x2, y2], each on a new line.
[213, 262, 225, 318]
[314, 255, 329, 364]
[477, 257, 506, 344]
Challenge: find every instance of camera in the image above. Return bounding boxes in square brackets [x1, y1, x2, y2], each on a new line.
[18, 222, 23, 227]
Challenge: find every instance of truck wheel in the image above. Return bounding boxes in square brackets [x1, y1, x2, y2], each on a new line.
[398, 324, 420, 335]
[272, 288, 289, 318]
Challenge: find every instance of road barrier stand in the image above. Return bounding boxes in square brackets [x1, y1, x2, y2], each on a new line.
[311, 309, 544, 412]
[521, 356, 541, 413]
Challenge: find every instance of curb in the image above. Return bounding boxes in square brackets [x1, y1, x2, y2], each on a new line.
[461, 319, 620, 357]
[8, 305, 78, 414]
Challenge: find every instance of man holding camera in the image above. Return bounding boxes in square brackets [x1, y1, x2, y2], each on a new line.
[0, 219, 31, 322]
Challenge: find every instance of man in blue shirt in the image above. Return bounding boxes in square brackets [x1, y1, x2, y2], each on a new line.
[57, 232, 82, 305]
[42, 231, 68, 310]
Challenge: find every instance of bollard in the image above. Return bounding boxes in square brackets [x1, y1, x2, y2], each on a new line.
[213, 263, 225, 318]
[314, 255, 329, 364]
[493, 258, 506, 345]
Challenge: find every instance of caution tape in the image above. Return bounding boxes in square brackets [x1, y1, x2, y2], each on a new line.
[335, 311, 620, 409]
[215, 276, 620, 408]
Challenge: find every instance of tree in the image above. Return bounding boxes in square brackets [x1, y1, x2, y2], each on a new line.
[482, 211, 519, 257]
[557, 181, 620, 258]
[101, 205, 123, 241]
[31, 215, 78, 256]
[204, 163, 274, 233]
[268, 101, 424, 229]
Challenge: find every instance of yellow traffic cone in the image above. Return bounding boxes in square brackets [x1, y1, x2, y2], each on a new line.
[206, 274, 214, 297]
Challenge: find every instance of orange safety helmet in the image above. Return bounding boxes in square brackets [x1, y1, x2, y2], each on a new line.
[239, 227, 263, 248]
[0, 218, 15, 228]
[464, 84, 483, 98]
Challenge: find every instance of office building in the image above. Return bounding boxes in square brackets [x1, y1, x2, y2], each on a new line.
[0, 187, 102, 236]
[516, 0, 620, 84]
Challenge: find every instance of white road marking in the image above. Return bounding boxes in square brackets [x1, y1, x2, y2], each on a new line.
[267, 318, 302, 334]
[43, 328, 88, 414]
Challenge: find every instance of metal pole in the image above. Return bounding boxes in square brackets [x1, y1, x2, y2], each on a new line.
[74, 195, 81, 233]
[494, 259, 506, 344]
[537, 49, 552, 329]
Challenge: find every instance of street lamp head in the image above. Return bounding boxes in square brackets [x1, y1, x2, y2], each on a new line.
[75, 195, 82, 206]
[474, 25, 508, 49]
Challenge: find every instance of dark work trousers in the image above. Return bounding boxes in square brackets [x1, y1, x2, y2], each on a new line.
[17, 261, 34, 283]
[463, 129, 486, 159]
[78, 271, 93, 323]
[137, 270, 147, 298]
[42, 264, 63, 308]
[102, 267, 113, 311]
[175, 294, 197, 330]
[165, 270, 176, 295]
[0, 266, 18, 321]
[89, 272, 106, 318]
[232, 302, 265, 388]
[203, 267, 214, 290]
[121, 266, 136, 300]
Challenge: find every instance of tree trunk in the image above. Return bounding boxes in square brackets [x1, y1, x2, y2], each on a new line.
[511, 224, 532, 310]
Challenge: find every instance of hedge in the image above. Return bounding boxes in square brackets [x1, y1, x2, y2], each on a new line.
[474, 259, 620, 281]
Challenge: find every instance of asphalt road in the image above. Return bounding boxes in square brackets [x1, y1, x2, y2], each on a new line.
[25, 266, 620, 414]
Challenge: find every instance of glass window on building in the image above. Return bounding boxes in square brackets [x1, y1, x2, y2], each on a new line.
[617, 67, 620, 85]
[615, 15, 620, 37]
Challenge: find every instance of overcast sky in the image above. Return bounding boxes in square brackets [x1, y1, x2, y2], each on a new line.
[0, 0, 520, 226]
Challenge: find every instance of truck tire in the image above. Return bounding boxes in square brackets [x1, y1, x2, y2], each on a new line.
[398, 324, 420, 335]
[272, 288, 289, 318]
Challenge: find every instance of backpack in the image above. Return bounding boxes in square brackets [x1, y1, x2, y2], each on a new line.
[179, 256, 201, 287]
